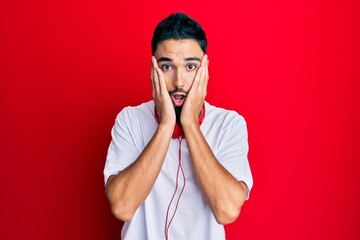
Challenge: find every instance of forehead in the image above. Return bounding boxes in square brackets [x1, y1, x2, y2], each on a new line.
[154, 39, 204, 60]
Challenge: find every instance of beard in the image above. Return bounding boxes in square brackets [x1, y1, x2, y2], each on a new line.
[169, 88, 188, 127]
[174, 105, 182, 126]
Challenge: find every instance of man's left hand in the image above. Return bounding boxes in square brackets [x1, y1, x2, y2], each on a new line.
[180, 54, 209, 127]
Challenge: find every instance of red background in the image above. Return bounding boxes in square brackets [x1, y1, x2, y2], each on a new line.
[1, 0, 359, 239]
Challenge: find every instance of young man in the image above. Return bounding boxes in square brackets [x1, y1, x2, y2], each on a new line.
[104, 12, 253, 239]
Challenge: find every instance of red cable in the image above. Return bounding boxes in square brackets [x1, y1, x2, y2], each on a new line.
[164, 138, 186, 240]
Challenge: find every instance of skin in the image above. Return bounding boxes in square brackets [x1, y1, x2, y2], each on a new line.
[106, 39, 247, 224]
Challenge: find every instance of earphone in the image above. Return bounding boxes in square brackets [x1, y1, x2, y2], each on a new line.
[154, 104, 206, 139]
[154, 103, 206, 239]
[164, 137, 185, 240]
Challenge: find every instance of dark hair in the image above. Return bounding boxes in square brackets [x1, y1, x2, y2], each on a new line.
[151, 12, 207, 54]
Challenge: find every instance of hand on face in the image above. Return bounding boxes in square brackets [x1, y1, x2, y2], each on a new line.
[180, 54, 209, 127]
[151, 56, 176, 127]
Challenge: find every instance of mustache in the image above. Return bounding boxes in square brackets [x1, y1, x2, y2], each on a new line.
[168, 88, 188, 95]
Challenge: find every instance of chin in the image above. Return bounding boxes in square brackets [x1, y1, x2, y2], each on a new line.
[174, 105, 182, 125]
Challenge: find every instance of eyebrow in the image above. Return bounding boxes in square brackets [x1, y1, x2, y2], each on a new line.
[157, 57, 201, 63]
[185, 57, 201, 62]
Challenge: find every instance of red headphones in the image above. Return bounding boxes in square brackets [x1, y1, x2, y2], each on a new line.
[154, 104, 206, 139]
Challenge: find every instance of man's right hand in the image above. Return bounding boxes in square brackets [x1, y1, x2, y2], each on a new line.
[151, 56, 176, 128]
[106, 60, 176, 221]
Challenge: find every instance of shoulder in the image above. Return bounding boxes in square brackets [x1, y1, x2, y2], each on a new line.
[116, 100, 155, 123]
[204, 101, 246, 126]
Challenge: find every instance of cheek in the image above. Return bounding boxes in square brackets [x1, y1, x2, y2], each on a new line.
[162, 72, 175, 90]
[184, 71, 197, 85]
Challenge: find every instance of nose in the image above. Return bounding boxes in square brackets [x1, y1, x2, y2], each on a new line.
[174, 69, 185, 89]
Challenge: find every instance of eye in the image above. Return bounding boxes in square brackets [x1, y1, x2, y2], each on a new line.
[187, 64, 197, 71]
[161, 64, 172, 71]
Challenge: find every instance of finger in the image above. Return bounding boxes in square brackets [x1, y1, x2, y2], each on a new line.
[152, 55, 159, 68]
[199, 55, 208, 92]
[151, 59, 156, 98]
[191, 64, 203, 91]
[196, 62, 206, 91]
[202, 55, 209, 93]
[153, 57, 168, 96]
[151, 57, 168, 96]
[152, 56, 160, 97]
[187, 54, 207, 96]
[202, 54, 208, 64]
[198, 54, 207, 80]
[203, 64, 209, 95]
[155, 66, 167, 96]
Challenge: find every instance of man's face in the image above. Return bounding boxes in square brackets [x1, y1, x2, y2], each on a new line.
[154, 39, 204, 108]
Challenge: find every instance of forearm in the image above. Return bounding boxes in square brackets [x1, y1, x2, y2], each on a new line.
[105, 124, 173, 221]
[183, 123, 247, 225]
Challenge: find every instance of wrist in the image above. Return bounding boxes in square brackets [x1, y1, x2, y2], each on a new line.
[157, 121, 175, 136]
[181, 120, 200, 131]
[180, 114, 198, 128]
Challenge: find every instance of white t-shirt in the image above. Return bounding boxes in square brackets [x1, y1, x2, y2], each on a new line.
[104, 100, 253, 240]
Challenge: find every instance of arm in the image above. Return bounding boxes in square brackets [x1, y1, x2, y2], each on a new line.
[183, 123, 247, 224]
[105, 57, 175, 221]
[181, 55, 247, 224]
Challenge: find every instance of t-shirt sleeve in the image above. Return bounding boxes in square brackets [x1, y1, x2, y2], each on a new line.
[103, 107, 141, 186]
[216, 113, 253, 199]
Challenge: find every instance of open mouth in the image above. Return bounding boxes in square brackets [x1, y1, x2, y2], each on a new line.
[171, 93, 186, 106]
